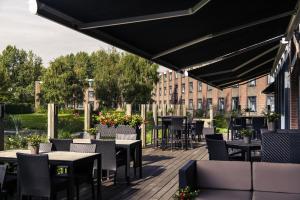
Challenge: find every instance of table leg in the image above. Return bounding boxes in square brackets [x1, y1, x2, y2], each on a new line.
[68, 165, 75, 200]
[126, 146, 130, 184]
[97, 155, 102, 200]
[138, 142, 142, 178]
[246, 149, 251, 161]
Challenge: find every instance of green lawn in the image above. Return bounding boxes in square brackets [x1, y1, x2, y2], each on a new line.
[6, 113, 84, 134]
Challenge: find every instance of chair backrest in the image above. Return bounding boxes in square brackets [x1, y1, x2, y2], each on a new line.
[194, 121, 204, 135]
[263, 132, 300, 163]
[73, 138, 91, 144]
[39, 143, 53, 153]
[70, 143, 96, 153]
[170, 117, 184, 131]
[98, 125, 137, 140]
[49, 139, 72, 151]
[17, 153, 51, 198]
[276, 129, 300, 134]
[0, 165, 6, 191]
[91, 139, 117, 171]
[206, 139, 229, 161]
[205, 134, 223, 140]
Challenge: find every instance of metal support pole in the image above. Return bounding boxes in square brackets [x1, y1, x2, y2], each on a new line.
[0, 104, 5, 150]
[141, 104, 146, 148]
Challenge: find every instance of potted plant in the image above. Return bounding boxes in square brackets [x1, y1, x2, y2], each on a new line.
[265, 112, 280, 131]
[240, 129, 253, 144]
[173, 186, 200, 200]
[86, 128, 97, 139]
[27, 134, 42, 154]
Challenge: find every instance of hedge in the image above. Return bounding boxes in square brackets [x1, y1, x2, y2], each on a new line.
[4, 103, 34, 114]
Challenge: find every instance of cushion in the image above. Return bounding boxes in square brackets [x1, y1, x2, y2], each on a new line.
[253, 162, 300, 194]
[196, 160, 252, 190]
[253, 191, 300, 200]
[195, 189, 252, 200]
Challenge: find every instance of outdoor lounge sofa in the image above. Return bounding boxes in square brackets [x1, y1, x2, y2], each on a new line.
[179, 160, 300, 200]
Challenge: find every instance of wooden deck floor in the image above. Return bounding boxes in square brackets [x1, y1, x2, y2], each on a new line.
[81, 144, 208, 200]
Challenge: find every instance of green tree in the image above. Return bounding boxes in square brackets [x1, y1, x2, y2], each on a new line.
[0, 45, 44, 103]
[92, 49, 122, 107]
[119, 53, 159, 104]
[42, 53, 89, 108]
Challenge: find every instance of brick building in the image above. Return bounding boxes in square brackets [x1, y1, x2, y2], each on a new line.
[153, 70, 274, 115]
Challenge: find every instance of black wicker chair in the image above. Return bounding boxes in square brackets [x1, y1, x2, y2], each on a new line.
[69, 143, 96, 200]
[16, 153, 69, 200]
[194, 120, 204, 142]
[205, 134, 224, 141]
[50, 139, 72, 151]
[206, 139, 244, 161]
[91, 139, 127, 185]
[0, 165, 8, 200]
[39, 143, 53, 153]
[262, 132, 300, 163]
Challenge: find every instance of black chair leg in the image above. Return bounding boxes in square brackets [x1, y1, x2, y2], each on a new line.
[76, 183, 80, 200]
[91, 178, 95, 200]
[113, 171, 117, 185]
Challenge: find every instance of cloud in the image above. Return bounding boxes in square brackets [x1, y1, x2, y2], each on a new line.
[0, 0, 110, 66]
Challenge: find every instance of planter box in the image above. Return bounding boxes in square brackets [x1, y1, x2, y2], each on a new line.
[95, 124, 141, 140]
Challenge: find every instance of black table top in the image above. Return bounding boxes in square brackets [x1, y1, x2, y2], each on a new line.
[227, 140, 261, 148]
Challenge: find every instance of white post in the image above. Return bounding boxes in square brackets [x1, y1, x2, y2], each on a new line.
[141, 104, 146, 148]
[209, 105, 214, 128]
[182, 104, 187, 116]
[84, 102, 92, 132]
[126, 104, 132, 116]
[48, 103, 58, 139]
[152, 104, 158, 126]
[162, 104, 167, 116]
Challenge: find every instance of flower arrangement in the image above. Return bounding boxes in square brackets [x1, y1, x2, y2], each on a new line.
[173, 186, 200, 200]
[27, 134, 43, 147]
[263, 112, 280, 122]
[240, 128, 253, 137]
[95, 111, 143, 128]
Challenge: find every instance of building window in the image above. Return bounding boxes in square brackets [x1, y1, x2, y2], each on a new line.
[218, 98, 225, 111]
[232, 84, 239, 88]
[175, 72, 178, 79]
[198, 81, 202, 92]
[164, 73, 167, 82]
[267, 96, 275, 112]
[88, 91, 95, 99]
[164, 100, 166, 104]
[248, 79, 256, 87]
[232, 97, 239, 111]
[248, 96, 257, 112]
[189, 82, 193, 93]
[207, 98, 212, 110]
[175, 85, 178, 94]
[207, 85, 213, 91]
[189, 99, 193, 109]
[267, 75, 274, 84]
[197, 99, 202, 109]
[159, 88, 162, 96]
[164, 87, 166, 95]
[169, 72, 172, 81]
[182, 99, 185, 105]
[182, 84, 185, 94]
[169, 86, 172, 95]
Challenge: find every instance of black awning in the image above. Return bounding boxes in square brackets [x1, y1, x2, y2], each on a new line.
[35, 0, 298, 87]
[262, 82, 275, 94]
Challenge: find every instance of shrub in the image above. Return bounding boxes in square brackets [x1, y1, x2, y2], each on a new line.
[4, 103, 34, 114]
[214, 114, 228, 129]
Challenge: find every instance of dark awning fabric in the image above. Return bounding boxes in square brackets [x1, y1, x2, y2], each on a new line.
[262, 82, 275, 94]
[35, 0, 298, 88]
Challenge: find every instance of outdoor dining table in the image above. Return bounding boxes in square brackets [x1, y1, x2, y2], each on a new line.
[158, 116, 188, 150]
[0, 150, 102, 200]
[226, 140, 261, 161]
[116, 139, 142, 183]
